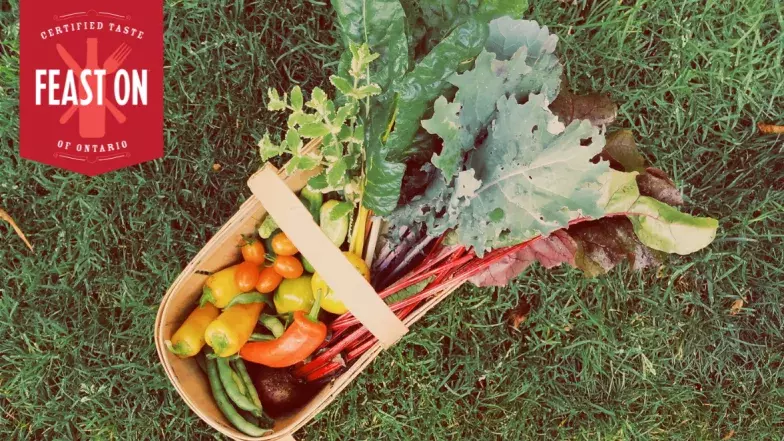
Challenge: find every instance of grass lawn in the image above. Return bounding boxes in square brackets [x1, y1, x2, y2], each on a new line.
[1, 0, 782, 439]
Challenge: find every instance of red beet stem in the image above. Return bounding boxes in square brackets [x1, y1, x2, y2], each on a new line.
[304, 361, 344, 382]
[330, 253, 474, 331]
[345, 336, 378, 362]
[303, 214, 654, 382]
[295, 326, 370, 377]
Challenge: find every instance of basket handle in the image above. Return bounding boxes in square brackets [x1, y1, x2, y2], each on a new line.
[247, 167, 408, 349]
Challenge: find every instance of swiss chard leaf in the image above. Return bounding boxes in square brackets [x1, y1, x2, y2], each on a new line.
[332, 0, 409, 93]
[363, 18, 490, 214]
[384, 18, 490, 164]
[627, 196, 718, 255]
[468, 216, 666, 287]
[468, 230, 576, 287]
[601, 130, 683, 205]
[570, 217, 665, 277]
[598, 169, 718, 254]
[401, 0, 529, 62]
[637, 167, 684, 206]
[600, 129, 646, 172]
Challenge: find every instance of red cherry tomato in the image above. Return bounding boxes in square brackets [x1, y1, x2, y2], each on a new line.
[271, 232, 298, 256]
[234, 261, 261, 292]
[240, 236, 266, 264]
[256, 266, 283, 293]
[273, 255, 304, 279]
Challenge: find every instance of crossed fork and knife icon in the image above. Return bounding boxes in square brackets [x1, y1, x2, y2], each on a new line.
[55, 40, 132, 125]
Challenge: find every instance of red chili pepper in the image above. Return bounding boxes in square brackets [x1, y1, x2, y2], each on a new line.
[239, 296, 326, 368]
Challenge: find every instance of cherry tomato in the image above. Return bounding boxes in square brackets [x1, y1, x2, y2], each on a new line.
[273, 255, 304, 279]
[234, 261, 261, 292]
[271, 232, 298, 256]
[256, 266, 283, 294]
[240, 236, 266, 264]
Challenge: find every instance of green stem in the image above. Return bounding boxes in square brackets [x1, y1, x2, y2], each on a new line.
[308, 291, 323, 322]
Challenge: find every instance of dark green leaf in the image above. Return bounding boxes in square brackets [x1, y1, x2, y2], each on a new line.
[332, 0, 409, 92]
[362, 139, 407, 214]
[363, 19, 489, 215]
[385, 18, 489, 163]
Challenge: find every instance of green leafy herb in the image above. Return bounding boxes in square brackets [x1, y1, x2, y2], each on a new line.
[258, 43, 382, 202]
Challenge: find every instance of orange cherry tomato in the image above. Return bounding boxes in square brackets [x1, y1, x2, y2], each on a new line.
[240, 236, 266, 264]
[271, 232, 298, 256]
[256, 266, 283, 294]
[273, 255, 304, 279]
[234, 261, 261, 292]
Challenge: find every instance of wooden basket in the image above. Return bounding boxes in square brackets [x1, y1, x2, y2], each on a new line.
[154, 141, 462, 440]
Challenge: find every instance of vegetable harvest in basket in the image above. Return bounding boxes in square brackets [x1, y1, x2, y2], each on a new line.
[165, 0, 718, 434]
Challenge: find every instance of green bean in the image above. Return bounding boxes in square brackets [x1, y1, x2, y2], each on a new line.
[231, 370, 248, 397]
[205, 355, 270, 436]
[225, 291, 272, 309]
[216, 357, 261, 413]
[249, 333, 276, 342]
[233, 358, 264, 415]
[259, 314, 285, 338]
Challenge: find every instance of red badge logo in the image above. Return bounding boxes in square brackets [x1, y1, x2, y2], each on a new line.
[20, 2, 163, 176]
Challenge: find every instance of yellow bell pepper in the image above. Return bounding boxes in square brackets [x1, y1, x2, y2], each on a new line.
[200, 264, 243, 308]
[311, 252, 370, 315]
[165, 303, 220, 358]
[205, 302, 264, 357]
